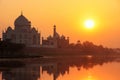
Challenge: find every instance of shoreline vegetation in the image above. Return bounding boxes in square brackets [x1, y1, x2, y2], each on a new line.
[0, 40, 120, 71]
[0, 40, 119, 58]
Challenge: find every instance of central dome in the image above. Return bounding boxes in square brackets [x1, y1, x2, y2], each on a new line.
[14, 14, 30, 26]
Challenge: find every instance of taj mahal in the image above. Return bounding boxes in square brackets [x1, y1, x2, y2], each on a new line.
[2, 13, 69, 48]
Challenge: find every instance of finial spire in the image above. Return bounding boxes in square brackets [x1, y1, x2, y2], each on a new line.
[21, 11, 23, 15]
[54, 24, 56, 28]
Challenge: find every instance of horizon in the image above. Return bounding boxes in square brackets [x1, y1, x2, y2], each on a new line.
[0, 0, 120, 48]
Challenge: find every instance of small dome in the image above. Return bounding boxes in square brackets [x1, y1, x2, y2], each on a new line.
[47, 35, 52, 39]
[7, 26, 12, 31]
[31, 27, 37, 32]
[14, 14, 30, 26]
[6, 26, 13, 32]
[55, 32, 60, 38]
[61, 35, 65, 39]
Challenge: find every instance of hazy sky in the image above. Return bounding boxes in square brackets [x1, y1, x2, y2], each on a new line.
[0, 0, 120, 48]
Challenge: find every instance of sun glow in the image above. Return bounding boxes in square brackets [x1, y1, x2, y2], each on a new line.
[84, 20, 95, 29]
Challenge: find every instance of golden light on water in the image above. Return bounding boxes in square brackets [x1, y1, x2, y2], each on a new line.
[84, 75, 96, 80]
[87, 75, 93, 80]
[82, 71, 98, 80]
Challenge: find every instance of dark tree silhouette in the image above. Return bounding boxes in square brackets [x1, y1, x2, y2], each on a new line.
[0, 39, 25, 58]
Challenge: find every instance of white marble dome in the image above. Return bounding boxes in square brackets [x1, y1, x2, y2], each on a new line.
[14, 14, 30, 26]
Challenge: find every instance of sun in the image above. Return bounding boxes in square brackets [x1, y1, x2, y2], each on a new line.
[84, 19, 95, 29]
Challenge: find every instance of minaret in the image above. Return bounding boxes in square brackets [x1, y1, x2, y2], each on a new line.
[53, 25, 56, 37]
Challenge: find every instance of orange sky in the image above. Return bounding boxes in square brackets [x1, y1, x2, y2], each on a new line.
[0, 0, 120, 48]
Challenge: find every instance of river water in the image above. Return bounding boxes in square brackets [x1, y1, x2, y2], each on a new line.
[1, 56, 120, 80]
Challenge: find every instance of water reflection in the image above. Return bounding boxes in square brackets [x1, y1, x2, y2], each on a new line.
[1, 55, 120, 80]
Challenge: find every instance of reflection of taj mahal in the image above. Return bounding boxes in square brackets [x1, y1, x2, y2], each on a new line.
[2, 13, 69, 48]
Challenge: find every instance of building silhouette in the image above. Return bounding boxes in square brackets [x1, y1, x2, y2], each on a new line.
[2, 13, 69, 48]
[42, 25, 69, 48]
[2, 13, 40, 47]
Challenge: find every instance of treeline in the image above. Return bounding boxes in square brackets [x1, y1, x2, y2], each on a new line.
[0, 39, 25, 58]
[0, 39, 116, 58]
[67, 40, 115, 55]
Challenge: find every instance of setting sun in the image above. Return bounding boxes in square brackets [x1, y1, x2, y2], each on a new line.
[84, 20, 95, 29]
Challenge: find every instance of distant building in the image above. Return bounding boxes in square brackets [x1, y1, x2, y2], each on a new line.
[42, 25, 69, 48]
[2, 13, 40, 47]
